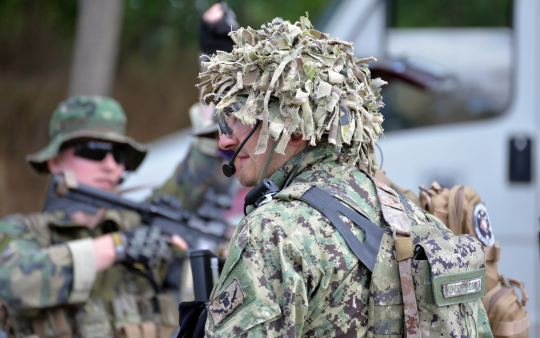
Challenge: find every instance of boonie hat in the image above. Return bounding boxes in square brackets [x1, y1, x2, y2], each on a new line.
[27, 96, 147, 173]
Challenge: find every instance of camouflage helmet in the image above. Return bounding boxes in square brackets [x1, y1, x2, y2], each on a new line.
[198, 16, 386, 172]
[27, 96, 147, 173]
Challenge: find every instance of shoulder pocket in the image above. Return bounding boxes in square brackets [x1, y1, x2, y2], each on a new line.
[412, 234, 486, 336]
[207, 231, 281, 335]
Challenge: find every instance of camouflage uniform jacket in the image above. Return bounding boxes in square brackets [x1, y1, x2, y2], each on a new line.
[204, 143, 492, 338]
[0, 208, 178, 337]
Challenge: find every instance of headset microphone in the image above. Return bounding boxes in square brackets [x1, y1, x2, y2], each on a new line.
[222, 158, 236, 177]
[222, 120, 261, 177]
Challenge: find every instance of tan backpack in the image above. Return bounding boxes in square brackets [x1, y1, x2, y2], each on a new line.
[419, 182, 530, 338]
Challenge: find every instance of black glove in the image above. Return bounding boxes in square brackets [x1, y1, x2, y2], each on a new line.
[198, 2, 239, 55]
[113, 225, 172, 269]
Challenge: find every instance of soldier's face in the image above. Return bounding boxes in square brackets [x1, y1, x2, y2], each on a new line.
[218, 117, 306, 187]
[47, 144, 126, 191]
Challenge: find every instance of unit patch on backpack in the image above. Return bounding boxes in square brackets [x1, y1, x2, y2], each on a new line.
[473, 203, 494, 246]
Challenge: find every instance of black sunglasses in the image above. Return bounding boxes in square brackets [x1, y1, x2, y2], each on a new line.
[218, 108, 235, 136]
[73, 141, 127, 165]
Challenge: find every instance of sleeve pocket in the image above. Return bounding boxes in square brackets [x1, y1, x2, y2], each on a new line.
[207, 241, 282, 335]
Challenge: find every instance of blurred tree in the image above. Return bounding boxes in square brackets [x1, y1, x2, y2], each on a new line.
[0, 0, 332, 216]
[69, 0, 124, 96]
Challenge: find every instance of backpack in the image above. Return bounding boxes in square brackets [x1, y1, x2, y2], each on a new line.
[181, 173, 494, 338]
[278, 176, 492, 337]
[419, 182, 530, 338]
[367, 179, 490, 337]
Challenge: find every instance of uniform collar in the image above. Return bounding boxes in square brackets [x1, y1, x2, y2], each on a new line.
[269, 142, 354, 191]
[244, 143, 356, 215]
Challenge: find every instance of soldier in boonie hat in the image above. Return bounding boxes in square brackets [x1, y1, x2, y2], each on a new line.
[0, 96, 190, 338]
[27, 95, 147, 173]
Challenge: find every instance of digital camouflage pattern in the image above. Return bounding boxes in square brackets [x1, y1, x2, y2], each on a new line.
[373, 180, 421, 337]
[199, 16, 386, 173]
[203, 143, 492, 337]
[27, 95, 147, 173]
[0, 208, 178, 337]
[202, 15, 492, 338]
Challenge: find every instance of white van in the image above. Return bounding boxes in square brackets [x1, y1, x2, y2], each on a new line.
[320, 0, 538, 333]
[122, 0, 539, 334]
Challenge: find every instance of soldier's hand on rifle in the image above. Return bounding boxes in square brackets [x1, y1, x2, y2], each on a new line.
[93, 227, 188, 273]
[115, 226, 189, 268]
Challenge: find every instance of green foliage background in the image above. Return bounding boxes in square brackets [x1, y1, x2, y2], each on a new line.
[0, 0, 332, 216]
[0, 0, 513, 215]
[390, 0, 512, 28]
[0, 0, 331, 72]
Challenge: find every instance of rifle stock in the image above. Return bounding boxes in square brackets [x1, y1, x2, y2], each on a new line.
[190, 250, 225, 301]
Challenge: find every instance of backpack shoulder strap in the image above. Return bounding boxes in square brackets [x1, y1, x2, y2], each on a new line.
[370, 177, 421, 338]
[299, 186, 385, 272]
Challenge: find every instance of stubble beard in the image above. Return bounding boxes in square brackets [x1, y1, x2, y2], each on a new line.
[237, 162, 258, 188]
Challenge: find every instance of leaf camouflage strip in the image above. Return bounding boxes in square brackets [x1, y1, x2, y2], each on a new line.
[199, 16, 386, 173]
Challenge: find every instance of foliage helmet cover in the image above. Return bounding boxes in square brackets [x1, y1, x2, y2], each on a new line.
[198, 16, 386, 172]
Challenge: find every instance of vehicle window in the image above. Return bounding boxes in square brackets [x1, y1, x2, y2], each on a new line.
[378, 0, 513, 131]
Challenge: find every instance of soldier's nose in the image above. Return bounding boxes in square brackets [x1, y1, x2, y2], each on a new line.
[101, 152, 121, 170]
[219, 132, 239, 151]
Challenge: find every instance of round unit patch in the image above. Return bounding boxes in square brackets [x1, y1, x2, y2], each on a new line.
[473, 203, 495, 246]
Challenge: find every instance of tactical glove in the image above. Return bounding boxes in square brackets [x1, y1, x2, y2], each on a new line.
[112, 225, 172, 269]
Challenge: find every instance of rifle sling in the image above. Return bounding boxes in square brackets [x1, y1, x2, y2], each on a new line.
[300, 186, 384, 272]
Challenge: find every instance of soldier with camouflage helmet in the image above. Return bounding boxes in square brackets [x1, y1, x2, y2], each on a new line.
[154, 2, 241, 214]
[190, 16, 494, 337]
[0, 96, 188, 337]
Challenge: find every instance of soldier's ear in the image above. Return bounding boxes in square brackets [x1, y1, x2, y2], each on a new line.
[288, 133, 305, 146]
[47, 149, 68, 174]
[47, 157, 62, 174]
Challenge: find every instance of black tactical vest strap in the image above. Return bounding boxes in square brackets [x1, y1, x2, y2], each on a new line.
[300, 186, 385, 272]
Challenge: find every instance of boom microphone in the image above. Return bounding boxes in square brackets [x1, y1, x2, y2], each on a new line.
[222, 120, 261, 177]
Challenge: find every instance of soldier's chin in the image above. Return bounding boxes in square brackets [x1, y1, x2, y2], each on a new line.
[91, 179, 117, 192]
[237, 172, 257, 188]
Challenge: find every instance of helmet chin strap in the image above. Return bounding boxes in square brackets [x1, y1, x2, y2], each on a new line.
[257, 139, 277, 185]
[242, 140, 310, 215]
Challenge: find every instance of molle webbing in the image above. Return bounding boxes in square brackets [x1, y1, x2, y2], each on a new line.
[300, 186, 384, 272]
[117, 322, 157, 338]
[31, 308, 72, 338]
[373, 179, 421, 338]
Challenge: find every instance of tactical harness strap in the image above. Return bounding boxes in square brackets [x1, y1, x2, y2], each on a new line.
[395, 239, 420, 338]
[484, 242, 501, 262]
[373, 180, 421, 338]
[300, 183, 422, 337]
[495, 313, 530, 336]
[300, 186, 384, 273]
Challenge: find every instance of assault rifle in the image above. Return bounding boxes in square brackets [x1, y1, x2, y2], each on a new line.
[43, 173, 226, 250]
